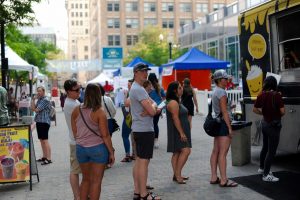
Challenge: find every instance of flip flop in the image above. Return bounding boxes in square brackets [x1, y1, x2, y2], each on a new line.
[219, 180, 238, 187]
[210, 177, 220, 184]
[37, 157, 46, 162]
[173, 175, 189, 181]
[41, 158, 52, 165]
[121, 156, 132, 162]
[133, 193, 140, 200]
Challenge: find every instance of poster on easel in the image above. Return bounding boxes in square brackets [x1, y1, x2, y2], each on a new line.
[0, 125, 38, 190]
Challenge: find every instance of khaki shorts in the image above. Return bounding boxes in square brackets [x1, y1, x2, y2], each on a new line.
[70, 144, 81, 174]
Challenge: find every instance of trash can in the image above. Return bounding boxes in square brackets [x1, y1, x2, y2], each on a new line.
[231, 121, 252, 166]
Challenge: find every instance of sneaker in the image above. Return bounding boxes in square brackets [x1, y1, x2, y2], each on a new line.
[262, 174, 279, 182]
[154, 139, 159, 149]
[258, 168, 264, 174]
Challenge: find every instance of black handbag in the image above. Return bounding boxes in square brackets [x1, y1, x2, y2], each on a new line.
[203, 102, 221, 137]
[103, 99, 120, 133]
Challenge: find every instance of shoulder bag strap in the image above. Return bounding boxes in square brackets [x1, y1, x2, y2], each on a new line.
[103, 97, 113, 118]
[79, 107, 100, 137]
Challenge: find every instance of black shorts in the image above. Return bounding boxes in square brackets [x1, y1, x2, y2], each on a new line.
[36, 122, 50, 140]
[133, 132, 155, 159]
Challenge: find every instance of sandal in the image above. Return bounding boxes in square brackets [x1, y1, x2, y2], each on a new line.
[210, 177, 220, 184]
[146, 185, 154, 190]
[37, 157, 46, 162]
[121, 156, 132, 162]
[219, 180, 238, 187]
[130, 155, 136, 160]
[133, 193, 140, 200]
[173, 177, 186, 184]
[172, 175, 189, 181]
[41, 158, 52, 165]
[140, 192, 161, 200]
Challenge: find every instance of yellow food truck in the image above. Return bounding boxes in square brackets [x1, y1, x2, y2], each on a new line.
[239, 0, 300, 153]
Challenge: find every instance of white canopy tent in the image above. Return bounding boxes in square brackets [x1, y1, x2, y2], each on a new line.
[0, 45, 37, 73]
[87, 73, 113, 85]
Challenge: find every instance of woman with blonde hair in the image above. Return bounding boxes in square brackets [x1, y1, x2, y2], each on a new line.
[31, 86, 52, 165]
[71, 83, 115, 200]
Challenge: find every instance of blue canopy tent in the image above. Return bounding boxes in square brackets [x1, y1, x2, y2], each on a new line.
[160, 47, 230, 90]
[112, 57, 155, 77]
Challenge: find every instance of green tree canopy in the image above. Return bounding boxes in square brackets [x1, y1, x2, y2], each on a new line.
[5, 24, 62, 74]
[124, 26, 187, 66]
[0, 0, 41, 25]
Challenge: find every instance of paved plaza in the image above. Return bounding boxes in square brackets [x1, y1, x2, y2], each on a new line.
[0, 108, 294, 200]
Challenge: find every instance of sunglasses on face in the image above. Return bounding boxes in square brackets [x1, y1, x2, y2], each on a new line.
[70, 88, 80, 92]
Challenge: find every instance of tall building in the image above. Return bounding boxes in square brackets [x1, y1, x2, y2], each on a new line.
[67, 0, 234, 61]
[66, 0, 91, 60]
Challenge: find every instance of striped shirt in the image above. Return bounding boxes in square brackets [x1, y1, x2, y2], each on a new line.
[34, 96, 51, 125]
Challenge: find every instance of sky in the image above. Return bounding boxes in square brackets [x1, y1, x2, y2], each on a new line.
[32, 0, 68, 38]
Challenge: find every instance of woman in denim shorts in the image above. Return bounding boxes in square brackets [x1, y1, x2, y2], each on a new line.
[210, 70, 238, 187]
[71, 84, 115, 200]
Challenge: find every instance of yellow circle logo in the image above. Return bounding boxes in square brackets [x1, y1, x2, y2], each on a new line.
[248, 34, 266, 59]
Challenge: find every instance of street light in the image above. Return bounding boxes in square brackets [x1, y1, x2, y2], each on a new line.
[159, 33, 173, 62]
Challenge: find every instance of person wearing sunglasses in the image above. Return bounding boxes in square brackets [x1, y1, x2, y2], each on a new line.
[63, 79, 82, 200]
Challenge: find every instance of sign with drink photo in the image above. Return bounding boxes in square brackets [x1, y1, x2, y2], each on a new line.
[0, 126, 30, 182]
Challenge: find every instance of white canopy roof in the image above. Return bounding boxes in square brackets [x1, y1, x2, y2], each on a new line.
[87, 73, 113, 84]
[0, 45, 36, 72]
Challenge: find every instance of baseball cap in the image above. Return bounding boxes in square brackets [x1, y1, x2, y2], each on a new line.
[213, 70, 229, 80]
[133, 62, 151, 72]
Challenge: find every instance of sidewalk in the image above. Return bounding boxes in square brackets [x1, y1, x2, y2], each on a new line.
[0, 108, 275, 200]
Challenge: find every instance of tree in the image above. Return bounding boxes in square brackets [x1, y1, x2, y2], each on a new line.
[0, 0, 41, 89]
[124, 26, 187, 66]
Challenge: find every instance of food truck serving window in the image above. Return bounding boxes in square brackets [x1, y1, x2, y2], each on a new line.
[277, 10, 300, 70]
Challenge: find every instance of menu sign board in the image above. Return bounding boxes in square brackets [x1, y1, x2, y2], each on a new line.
[0, 126, 30, 183]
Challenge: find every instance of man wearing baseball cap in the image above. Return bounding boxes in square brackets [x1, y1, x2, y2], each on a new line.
[129, 63, 161, 200]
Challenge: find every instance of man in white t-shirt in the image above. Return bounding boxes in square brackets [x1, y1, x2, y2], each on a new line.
[63, 79, 81, 200]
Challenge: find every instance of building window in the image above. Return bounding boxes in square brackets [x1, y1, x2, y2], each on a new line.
[84, 55, 89, 60]
[227, 3, 238, 16]
[75, 4, 78, 8]
[126, 19, 139, 28]
[196, 3, 208, 13]
[144, 18, 157, 26]
[127, 35, 139, 46]
[126, 2, 138, 12]
[180, 3, 192, 12]
[76, 21, 78, 26]
[107, 2, 120, 11]
[225, 36, 240, 81]
[71, 21, 74, 26]
[213, 3, 225, 11]
[180, 19, 192, 27]
[108, 35, 121, 46]
[80, 12, 83, 17]
[80, 3, 82, 9]
[162, 3, 174, 12]
[80, 21, 83, 26]
[72, 55, 76, 60]
[85, 29, 88, 34]
[207, 40, 219, 59]
[71, 12, 74, 17]
[85, 12, 88, 17]
[144, 2, 156, 12]
[162, 19, 174, 29]
[107, 19, 120, 28]
[84, 46, 88, 51]
[76, 12, 78, 17]
[71, 4, 74, 9]
[85, 4, 88, 9]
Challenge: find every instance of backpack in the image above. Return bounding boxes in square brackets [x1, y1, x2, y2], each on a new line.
[203, 102, 221, 137]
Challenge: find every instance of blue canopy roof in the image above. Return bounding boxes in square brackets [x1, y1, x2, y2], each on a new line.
[161, 47, 229, 70]
[125, 57, 155, 67]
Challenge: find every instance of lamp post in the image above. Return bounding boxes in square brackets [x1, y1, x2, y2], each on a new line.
[168, 42, 172, 62]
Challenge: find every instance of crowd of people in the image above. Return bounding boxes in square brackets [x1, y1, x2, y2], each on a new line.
[0, 63, 285, 199]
